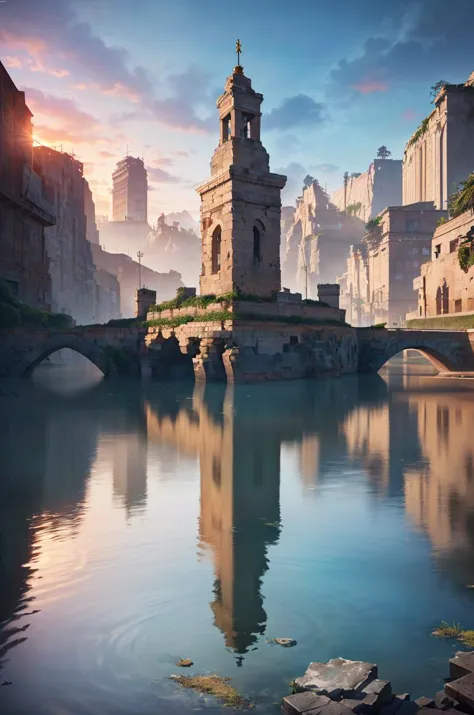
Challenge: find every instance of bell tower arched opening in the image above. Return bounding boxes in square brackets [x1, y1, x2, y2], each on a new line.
[211, 226, 222, 274]
[253, 220, 264, 264]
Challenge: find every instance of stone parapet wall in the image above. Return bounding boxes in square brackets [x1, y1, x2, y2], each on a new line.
[146, 299, 345, 324]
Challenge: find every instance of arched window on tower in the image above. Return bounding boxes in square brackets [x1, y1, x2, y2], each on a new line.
[241, 113, 254, 139]
[211, 226, 222, 273]
[222, 114, 231, 142]
[253, 220, 264, 263]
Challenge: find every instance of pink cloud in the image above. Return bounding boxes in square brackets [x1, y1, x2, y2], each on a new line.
[401, 108, 419, 122]
[351, 81, 388, 94]
[27, 60, 70, 78]
[98, 151, 118, 159]
[25, 87, 99, 131]
[151, 156, 173, 167]
[1, 32, 47, 57]
[5, 56, 23, 69]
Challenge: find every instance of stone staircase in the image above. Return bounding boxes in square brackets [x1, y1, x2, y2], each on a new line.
[282, 654, 474, 715]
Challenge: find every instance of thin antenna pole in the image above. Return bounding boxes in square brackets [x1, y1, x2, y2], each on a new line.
[137, 250, 144, 288]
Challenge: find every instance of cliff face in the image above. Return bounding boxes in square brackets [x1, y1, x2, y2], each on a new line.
[90, 242, 182, 318]
[164, 210, 199, 234]
[146, 213, 201, 287]
[281, 180, 365, 296]
[331, 159, 402, 222]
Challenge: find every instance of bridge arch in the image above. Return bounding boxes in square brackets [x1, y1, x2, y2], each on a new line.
[356, 329, 474, 374]
[21, 334, 111, 377]
[376, 346, 456, 373]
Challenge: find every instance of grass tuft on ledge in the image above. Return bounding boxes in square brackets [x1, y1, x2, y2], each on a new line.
[170, 673, 252, 709]
[432, 621, 463, 638]
[433, 621, 474, 647]
[407, 315, 474, 330]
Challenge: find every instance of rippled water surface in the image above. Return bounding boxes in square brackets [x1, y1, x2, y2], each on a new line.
[2, 356, 474, 714]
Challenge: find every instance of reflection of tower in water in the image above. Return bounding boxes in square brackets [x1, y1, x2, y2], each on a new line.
[112, 432, 148, 518]
[198, 385, 281, 657]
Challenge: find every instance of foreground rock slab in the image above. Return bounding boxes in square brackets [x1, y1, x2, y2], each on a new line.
[282, 693, 356, 715]
[295, 658, 378, 698]
[450, 653, 474, 681]
[445, 672, 474, 713]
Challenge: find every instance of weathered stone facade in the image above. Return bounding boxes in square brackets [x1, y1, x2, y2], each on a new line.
[338, 202, 446, 326]
[403, 72, 474, 210]
[197, 67, 286, 298]
[331, 158, 402, 222]
[281, 179, 365, 296]
[93, 268, 120, 324]
[411, 209, 474, 320]
[33, 146, 97, 323]
[0, 61, 55, 310]
[145, 318, 358, 383]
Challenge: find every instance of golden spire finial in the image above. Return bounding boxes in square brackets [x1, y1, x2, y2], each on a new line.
[235, 38, 243, 74]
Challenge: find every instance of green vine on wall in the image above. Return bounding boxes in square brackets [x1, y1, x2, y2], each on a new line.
[407, 117, 430, 149]
[458, 242, 474, 272]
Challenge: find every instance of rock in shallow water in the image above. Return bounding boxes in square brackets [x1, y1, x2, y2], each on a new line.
[294, 658, 378, 698]
[275, 638, 297, 647]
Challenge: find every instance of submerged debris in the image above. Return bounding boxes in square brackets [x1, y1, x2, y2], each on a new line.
[267, 637, 297, 647]
[176, 658, 194, 667]
[170, 673, 251, 709]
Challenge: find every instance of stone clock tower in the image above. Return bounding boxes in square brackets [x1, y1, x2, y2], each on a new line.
[197, 50, 287, 299]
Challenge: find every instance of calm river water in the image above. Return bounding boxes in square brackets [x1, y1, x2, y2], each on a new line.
[1, 357, 474, 714]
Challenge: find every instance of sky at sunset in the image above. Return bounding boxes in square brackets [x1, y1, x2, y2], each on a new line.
[1, 0, 473, 223]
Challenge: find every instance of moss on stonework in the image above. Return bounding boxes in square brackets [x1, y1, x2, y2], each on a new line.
[407, 117, 430, 148]
[149, 290, 282, 313]
[407, 315, 474, 330]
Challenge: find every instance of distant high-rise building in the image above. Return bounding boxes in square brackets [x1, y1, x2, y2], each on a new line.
[112, 156, 148, 222]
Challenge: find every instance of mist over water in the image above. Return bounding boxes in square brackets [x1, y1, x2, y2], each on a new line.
[1, 359, 474, 714]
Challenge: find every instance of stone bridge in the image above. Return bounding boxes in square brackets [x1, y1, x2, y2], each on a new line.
[0, 325, 148, 378]
[1, 324, 474, 381]
[357, 328, 474, 373]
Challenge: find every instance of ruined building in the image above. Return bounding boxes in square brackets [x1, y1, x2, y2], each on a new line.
[84, 180, 100, 245]
[112, 155, 148, 223]
[33, 147, 95, 323]
[281, 179, 365, 296]
[197, 65, 286, 298]
[338, 202, 446, 326]
[403, 72, 474, 210]
[412, 209, 474, 321]
[0, 61, 55, 310]
[33, 146, 120, 324]
[146, 213, 201, 286]
[331, 157, 402, 223]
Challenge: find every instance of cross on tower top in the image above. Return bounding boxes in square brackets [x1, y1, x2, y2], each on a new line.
[235, 38, 243, 74]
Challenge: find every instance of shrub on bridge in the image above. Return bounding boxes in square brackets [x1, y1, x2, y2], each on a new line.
[0, 301, 22, 328]
[0, 279, 73, 330]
